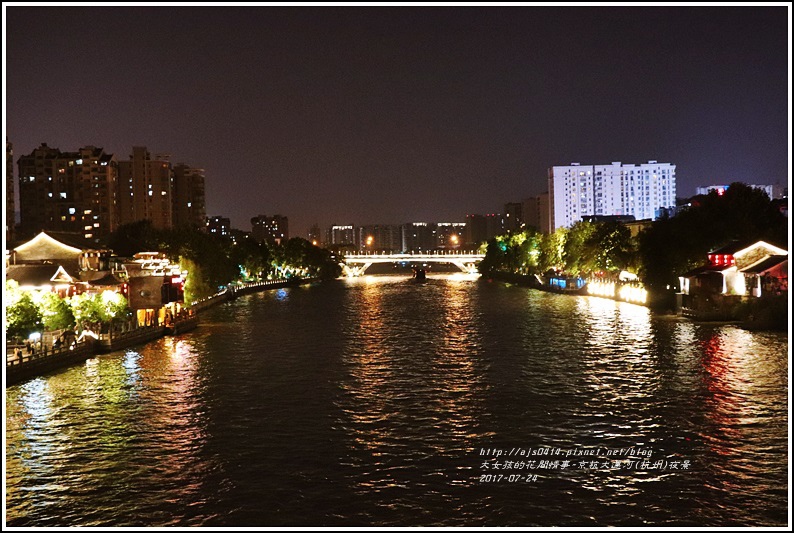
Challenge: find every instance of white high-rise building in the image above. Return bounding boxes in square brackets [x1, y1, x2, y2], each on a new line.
[548, 161, 676, 231]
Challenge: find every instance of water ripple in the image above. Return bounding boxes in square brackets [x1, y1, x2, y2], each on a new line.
[6, 275, 788, 526]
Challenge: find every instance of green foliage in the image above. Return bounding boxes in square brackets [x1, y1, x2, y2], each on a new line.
[69, 293, 107, 331]
[480, 221, 639, 279]
[68, 291, 130, 331]
[6, 293, 44, 340]
[638, 182, 788, 295]
[101, 291, 133, 324]
[39, 291, 76, 331]
[538, 229, 566, 273]
[180, 256, 215, 303]
[5, 279, 23, 307]
[109, 224, 343, 299]
[563, 221, 597, 276]
[590, 221, 634, 273]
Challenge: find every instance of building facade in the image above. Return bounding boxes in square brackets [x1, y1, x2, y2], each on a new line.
[117, 147, 174, 229]
[326, 225, 355, 247]
[251, 214, 288, 244]
[206, 215, 231, 238]
[172, 164, 207, 229]
[436, 222, 466, 249]
[464, 214, 503, 247]
[522, 193, 550, 234]
[503, 202, 524, 233]
[308, 224, 322, 246]
[548, 161, 676, 231]
[17, 144, 119, 244]
[6, 138, 14, 244]
[401, 222, 438, 252]
[357, 224, 401, 252]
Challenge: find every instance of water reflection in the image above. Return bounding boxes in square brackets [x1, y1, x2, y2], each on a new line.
[5, 277, 789, 527]
[337, 274, 490, 514]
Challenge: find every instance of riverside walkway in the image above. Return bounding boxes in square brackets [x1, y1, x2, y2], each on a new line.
[5, 278, 313, 386]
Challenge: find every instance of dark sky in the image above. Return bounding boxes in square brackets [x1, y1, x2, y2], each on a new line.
[5, 5, 790, 238]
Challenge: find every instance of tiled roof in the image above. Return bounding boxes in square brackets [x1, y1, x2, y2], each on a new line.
[6, 264, 79, 286]
[740, 255, 788, 274]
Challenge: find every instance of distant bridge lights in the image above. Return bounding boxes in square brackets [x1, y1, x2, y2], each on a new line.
[341, 251, 485, 277]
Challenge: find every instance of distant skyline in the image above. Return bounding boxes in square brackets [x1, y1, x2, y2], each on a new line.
[5, 4, 790, 238]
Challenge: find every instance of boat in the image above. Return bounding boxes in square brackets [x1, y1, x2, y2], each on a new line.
[412, 267, 427, 282]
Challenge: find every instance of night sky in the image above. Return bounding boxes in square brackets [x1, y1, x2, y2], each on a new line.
[5, 5, 790, 239]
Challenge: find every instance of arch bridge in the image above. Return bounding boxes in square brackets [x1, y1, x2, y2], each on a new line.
[341, 251, 484, 277]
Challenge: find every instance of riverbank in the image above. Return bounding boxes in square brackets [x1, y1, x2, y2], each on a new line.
[485, 270, 786, 331]
[5, 277, 316, 386]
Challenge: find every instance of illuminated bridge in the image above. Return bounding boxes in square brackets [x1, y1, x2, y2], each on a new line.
[341, 251, 485, 276]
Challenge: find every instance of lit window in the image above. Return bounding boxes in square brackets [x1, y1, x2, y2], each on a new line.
[76, 159, 82, 164]
[69, 207, 76, 214]
[149, 191, 153, 196]
[187, 202, 192, 207]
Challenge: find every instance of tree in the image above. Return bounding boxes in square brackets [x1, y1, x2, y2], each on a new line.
[180, 256, 215, 303]
[588, 221, 635, 274]
[109, 220, 162, 256]
[563, 221, 597, 276]
[6, 293, 44, 340]
[638, 182, 788, 306]
[69, 293, 107, 332]
[39, 291, 76, 331]
[538, 229, 566, 273]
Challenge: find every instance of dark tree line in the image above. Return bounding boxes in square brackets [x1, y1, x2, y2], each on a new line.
[109, 221, 342, 302]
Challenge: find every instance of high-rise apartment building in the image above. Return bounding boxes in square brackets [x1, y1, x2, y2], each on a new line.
[326, 225, 355, 247]
[522, 193, 550, 234]
[17, 144, 118, 243]
[548, 161, 676, 231]
[401, 222, 438, 252]
[503, 202, 524, 233]
[464, 213, 503, 247]
[172, 163, 206, 229]
[206, 215, 231, 237]
[308, 224, 322, 246]
[117, 147, 173, 229]
[251, 214, 288, 244]
[6, 138, 14, 244]
[357, 224, 401, 252]
[436, 222, 466, 249]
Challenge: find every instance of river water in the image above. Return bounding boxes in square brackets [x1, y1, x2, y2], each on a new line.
[5, 274, 789, 526]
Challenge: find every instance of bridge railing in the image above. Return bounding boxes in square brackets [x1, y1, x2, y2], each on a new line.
[344, 251, 485, 259]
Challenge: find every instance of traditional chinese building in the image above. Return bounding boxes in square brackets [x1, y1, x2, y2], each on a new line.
[6, 231, 123, 297]
[678, 240, 788, 318]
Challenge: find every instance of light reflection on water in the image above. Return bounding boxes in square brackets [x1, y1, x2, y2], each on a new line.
[5, 275, 788, 526]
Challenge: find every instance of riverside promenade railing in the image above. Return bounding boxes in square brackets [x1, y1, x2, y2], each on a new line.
[6, 277, 317, 386]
